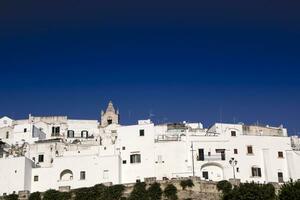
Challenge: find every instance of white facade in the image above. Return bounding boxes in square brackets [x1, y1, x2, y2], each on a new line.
[0, 102, 300, 196]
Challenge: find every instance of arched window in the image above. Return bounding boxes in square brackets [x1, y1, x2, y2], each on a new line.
[60, 169, 73, 181]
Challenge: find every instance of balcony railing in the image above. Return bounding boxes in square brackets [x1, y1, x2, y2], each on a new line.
[196, 154, 225, 161]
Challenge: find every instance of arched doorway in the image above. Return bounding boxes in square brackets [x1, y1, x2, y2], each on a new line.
[200, 162, 224, 181]
[60, 169, 73, 181]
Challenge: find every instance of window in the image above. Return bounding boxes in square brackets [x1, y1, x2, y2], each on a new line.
[278, 151, 284, 158]
[247, 146, 253, 154]
[216, 149, 226, 160]
[122, 146, 126, 150]
[80, 171, 86, 180]
[278, 172, 284, 183]
[67, 130, 74, 138]
[231, 131, 236, 136]
[34, 176, 39, 182]
[202, 171, 209, 179]
[234, 149, 238, 154]
[130, 154, 141, 163]
[251, 167, 261, 177]
[51, 127, 60, 136]
[24, 128, 27, 133]
[38, 155, 44, 163]
[81, 131, 88, 138]
[139, 129, 145, 136]
[198, 149, 204, 161]
[103, 170, 109, 179]
[6, 132, 9, 139]
[107, 119, 113, 125]
[236, 167, 239, 172]
[123, 160, 127, 164]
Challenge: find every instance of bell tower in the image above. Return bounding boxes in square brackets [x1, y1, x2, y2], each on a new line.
[100, 101, 120, 127]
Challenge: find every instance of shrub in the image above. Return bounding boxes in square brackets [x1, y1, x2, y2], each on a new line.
[180, 179, 194, 190]
[128, 182, 148, 200]
[164, 184, 178, 200]
[29, 192, 41, 200]
[219, 182, 275, 200]
[74, 187, 97, 200]
[4, 194, 18, 200]
[43, 189, 71, 200]
[217, 180, 232, 194]
[278, 180, 300, 200]
[148, 182, 162, 200]
[105, 184, 125, 200]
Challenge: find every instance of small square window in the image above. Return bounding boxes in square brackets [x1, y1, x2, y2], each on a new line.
[80, 171, 86, 180]
[34, 176, 39, 182]
[123, 160, 127, 164]
[278, 151, 284, 158]
[139, 129, 145, 136]
[122, 146, 126, 150]
[234, 149, 238, 154]
[231, 131, 236, 136]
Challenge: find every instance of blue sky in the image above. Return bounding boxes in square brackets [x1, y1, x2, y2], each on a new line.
[0, 0, 299, 134]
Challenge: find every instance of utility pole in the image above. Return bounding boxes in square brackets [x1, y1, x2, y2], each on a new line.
[191, 141, 195, 177]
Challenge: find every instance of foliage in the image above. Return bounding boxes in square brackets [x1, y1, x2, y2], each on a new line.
[43, 189, 71, 200]
[278, 180, 300, 200]
[219, 182, 275, 200]
[4, 194, 18, 200]
[164, 184, 178, 200]
[148, 182, 162, 200]
[105, 184, 125, 200]
[180, 179, 194, 190]
[73, 184, 124, 200]
[74, 187, 97, 200]
[29, 192, 41, 200]
[217, 180, 232, 194]
[128, 182, 148, 200]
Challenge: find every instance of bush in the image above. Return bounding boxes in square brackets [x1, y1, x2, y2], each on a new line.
[43, 189, 71, 200]
[217, 180, 232, 194]
[29, 192, 41, 200]
[74, 187, 97, 200]
[105, 184, 125, 200]
[164, 184, 178, 200]
[278, 180, 300, 200]
[128, 182, 148, 200]
[4, 194, 18, 200]
[219, 182, 275, 200]
[148, 182, 162, 200]
[180, 179, 194, 190]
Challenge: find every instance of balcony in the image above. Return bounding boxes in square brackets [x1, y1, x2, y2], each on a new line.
[196, 153, 225, 161]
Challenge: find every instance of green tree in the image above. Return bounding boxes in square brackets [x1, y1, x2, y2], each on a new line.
[148, 182, 162, 200]
[105, 184, 125, 200]
[128, 182, 148, 200]
[217, 180, 232, 197]
[180, 179, 194, 190]
[43, 189, 71, 200]
[164, 184, 178, 200]
[278, 180, 300, 200]
[219, 182, 275, 200]
[4, 194, 18, 200]
[29, 192, 41, 200]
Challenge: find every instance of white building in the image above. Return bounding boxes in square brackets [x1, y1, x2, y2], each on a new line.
[0, 101, 300, 196]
